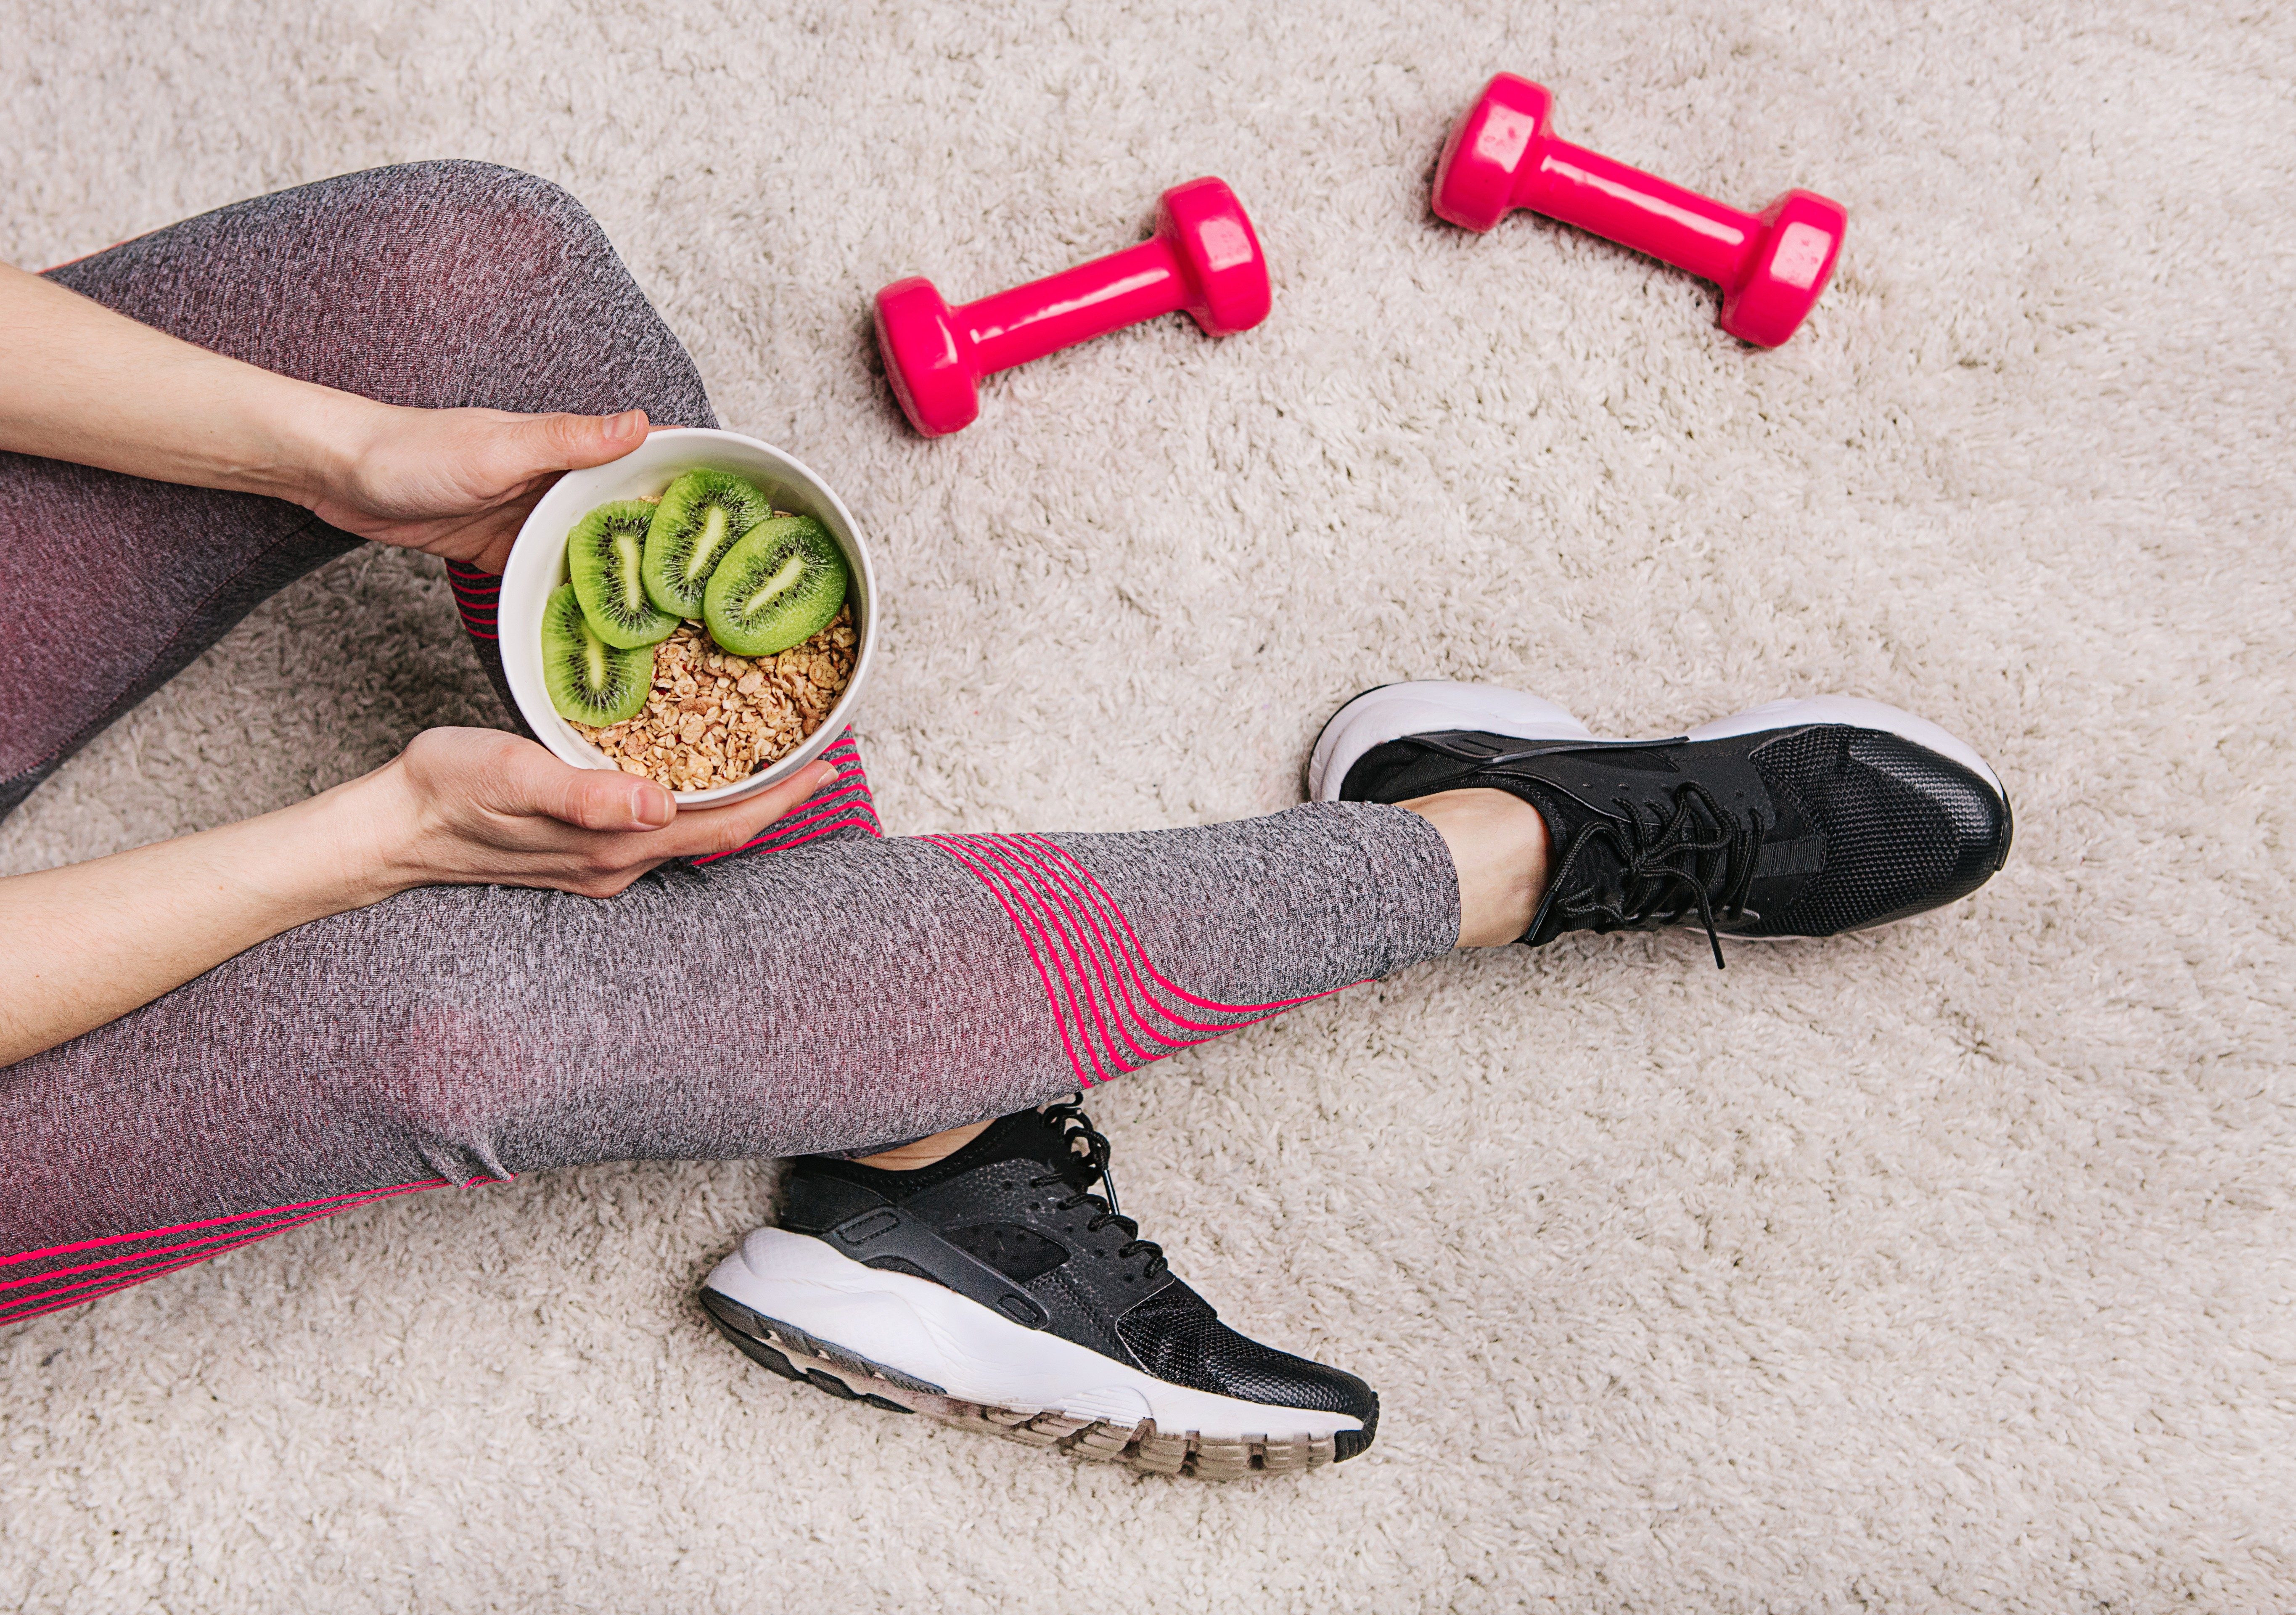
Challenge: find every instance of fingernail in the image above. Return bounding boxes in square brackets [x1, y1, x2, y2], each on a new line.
[605, 410, 644, 441]
[634, 786, 674, 829]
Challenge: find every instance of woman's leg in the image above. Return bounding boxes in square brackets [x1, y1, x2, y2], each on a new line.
[0, 160, 909, 1318]
[0, 803, 1460, 1321]
[0, 159, 719, 817]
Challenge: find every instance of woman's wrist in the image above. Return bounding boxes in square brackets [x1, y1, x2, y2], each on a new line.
[304, 755, 434, 907]
[254, 385, 394, 513]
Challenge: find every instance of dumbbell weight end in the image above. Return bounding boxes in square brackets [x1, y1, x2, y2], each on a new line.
[874, 277, 978, 438]
[1714, 188, 1846, 349]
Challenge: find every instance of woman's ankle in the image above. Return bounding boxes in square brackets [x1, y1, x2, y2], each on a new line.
[1401, 788, 1551, 948]
[851, 1118, 995, 1171]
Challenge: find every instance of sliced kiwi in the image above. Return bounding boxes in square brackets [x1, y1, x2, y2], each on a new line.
[704, 515, 851, 657]
[542, 583, 654, 725]
[642, 470, 772, 618]
[567, 500, 679, 648]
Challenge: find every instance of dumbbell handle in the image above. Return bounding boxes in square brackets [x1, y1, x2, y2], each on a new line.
[955, 237, 1187, 377]
[1510, 132, 1759, 288]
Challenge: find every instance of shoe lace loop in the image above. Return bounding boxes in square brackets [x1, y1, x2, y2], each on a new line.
[1550, 782, 1764, 969]
[1028, 1099, 1168, 1279]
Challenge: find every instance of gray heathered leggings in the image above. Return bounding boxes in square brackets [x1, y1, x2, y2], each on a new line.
[0, 163, 1459, 1324]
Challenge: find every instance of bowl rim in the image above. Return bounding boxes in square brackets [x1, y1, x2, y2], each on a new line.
[498, 426, 878, 806]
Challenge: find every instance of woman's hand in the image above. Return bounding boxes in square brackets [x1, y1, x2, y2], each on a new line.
[350, 728, 836, 900]
[303, 402, 655, 574]
[0, 262, 653, 575]
[0, 730, 836, 1067]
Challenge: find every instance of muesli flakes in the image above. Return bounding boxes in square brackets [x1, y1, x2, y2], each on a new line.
[571, 605, 856, 794]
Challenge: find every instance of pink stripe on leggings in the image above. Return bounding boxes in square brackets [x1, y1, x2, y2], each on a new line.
[445, 564, 502, 639]
[989, 835, 1270, 1042]
[923, 833, 1364, 1089]
[1, 1178, 466, 1268]
[2, 1181, 430, 1291]
[930, 833, 1189, 1082]
[1018, 834, 1339, 1013]
[921, 835, 1098, 1088]
[959, 836, 1180, 1070]
[948, 834, 1148, 1086]
[745, 808, 876, 851]
[927, 834, 1114, 1085]
[694, 736, 881, 863]
[0, 1218, 365, 1326]
[1, 1197, 417, 1321]
[950, 837, 1140, 1078]
[1, 1176, 497, 1326]
[697, 780, 876, 862]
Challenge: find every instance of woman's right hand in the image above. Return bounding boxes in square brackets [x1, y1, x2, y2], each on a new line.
[348, 728, 837, 901]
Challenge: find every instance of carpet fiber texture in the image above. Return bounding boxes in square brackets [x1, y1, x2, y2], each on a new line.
[3, 2, 2292, 1611]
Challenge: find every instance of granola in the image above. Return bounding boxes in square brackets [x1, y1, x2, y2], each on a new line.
[571, 605, 856, 794]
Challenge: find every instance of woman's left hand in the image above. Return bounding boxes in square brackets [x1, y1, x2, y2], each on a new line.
[304, 402, 654, 573]
[0, 727, 839, 1067]
[1, 262, 653, 575]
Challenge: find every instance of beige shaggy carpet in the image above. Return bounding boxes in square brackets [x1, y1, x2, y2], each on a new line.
[4, 1, 2293, 1610]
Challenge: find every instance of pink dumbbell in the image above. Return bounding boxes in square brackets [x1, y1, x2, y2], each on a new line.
[873, 176, 1271, 437]
[1434, 74, 1846, 348]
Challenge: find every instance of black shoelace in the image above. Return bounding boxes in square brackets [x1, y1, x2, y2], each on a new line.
[1547, 782, 1764, 969]
[1032, 1099, 1168, 1280]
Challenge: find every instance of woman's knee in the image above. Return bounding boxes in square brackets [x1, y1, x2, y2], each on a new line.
[307, 161, 618, 329]
[363, 161, 711, 421]
[340, 161, 612, 270]
[261, 161, 712, 420]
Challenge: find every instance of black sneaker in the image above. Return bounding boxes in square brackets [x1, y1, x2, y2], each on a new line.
[701, 1102, 1378, 1479]
[1309, 682, 2011, 964]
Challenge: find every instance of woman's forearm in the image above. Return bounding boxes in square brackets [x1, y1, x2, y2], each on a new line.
[0, 730, 836, 1067]
[3, 257, 655, 571]
[0, 261, 376, 503]
[0, 777, 400, 1067]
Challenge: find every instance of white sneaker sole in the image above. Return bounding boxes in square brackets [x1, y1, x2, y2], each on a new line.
[1307, 681, 2005, 801]
[702, 1228, 1366, 1479]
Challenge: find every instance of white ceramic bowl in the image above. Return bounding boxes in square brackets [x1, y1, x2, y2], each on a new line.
[500, 427, 878, 805]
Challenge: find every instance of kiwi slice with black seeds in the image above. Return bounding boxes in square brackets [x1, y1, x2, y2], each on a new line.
[542, 583, 654, 725]
[704, 515, 850, 657]
[643, 470, 772, 618]
[567, 500, 679, 648]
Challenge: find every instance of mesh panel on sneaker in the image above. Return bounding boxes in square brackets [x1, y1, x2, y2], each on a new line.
[1748, 727, 2003, 937]
[1115, 1281, 1373, 1418]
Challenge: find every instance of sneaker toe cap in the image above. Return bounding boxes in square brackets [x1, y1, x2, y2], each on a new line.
[1754, 727, 2013, 934]
[1116, 1282, 1379, 1427]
